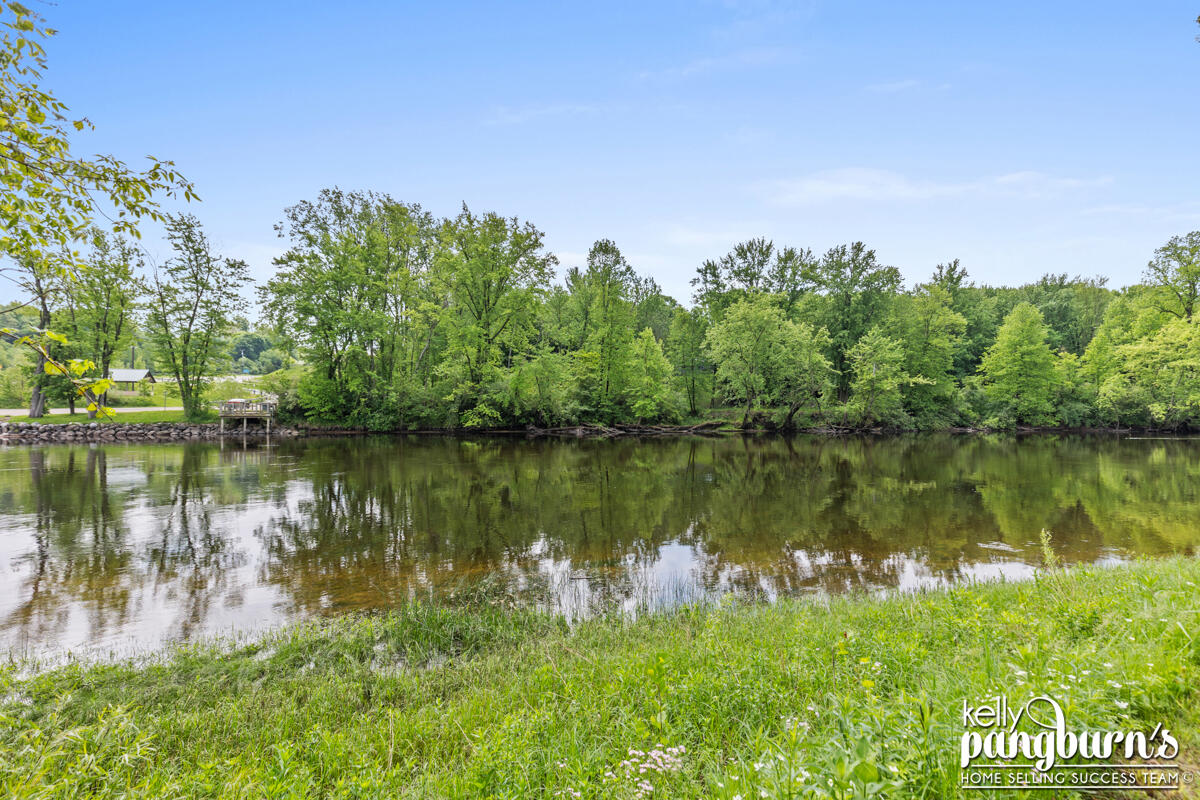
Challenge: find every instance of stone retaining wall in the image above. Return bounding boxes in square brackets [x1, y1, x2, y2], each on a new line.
[0, 421, 299, 444]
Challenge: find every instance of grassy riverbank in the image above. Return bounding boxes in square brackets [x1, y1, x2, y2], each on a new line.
[3, 558, 1199, 798]
[1, 409, 188, 424]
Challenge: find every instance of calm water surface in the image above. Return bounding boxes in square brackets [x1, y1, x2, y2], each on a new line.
[1, 434, 1198, 656]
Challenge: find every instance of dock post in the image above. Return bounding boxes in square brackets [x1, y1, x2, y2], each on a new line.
[220, 417, 224, 433]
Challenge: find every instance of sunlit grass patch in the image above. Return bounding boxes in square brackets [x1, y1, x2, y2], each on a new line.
[1, 409, 188, 424]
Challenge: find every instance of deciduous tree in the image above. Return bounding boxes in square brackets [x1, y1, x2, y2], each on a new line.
[146, 215, 250, 419]
[436, 207, 556, 424]
[1144, 231, 1200, 321]
[704, 295, 787, 426]
[776, 321, 834, 428]
[806, 243, 902, 398]
[844, 328, 920, 427]
[667, 308, 711, 416]
[0, 3, 193, 415]
[60, 229, 142, 415]
[979, 302, 1061, 425]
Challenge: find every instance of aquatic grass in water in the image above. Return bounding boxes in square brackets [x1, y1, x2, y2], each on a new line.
[2, 557, 1198, 798]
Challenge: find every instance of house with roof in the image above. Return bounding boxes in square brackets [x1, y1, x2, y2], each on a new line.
[108, 368, 156, 390]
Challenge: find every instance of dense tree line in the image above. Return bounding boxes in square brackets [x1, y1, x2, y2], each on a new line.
[4, 187, 1199, 431]
[256, 189, 1200, 432]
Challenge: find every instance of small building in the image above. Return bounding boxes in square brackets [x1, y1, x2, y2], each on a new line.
[109, 368, 156, 390]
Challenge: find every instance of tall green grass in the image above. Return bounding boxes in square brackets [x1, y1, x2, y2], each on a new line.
[2, 558, 1198, 798]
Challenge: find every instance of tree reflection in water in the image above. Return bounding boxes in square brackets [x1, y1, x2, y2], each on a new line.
[0, 434, 1197, 655]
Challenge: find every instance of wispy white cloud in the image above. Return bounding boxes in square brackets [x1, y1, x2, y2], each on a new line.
[1080, 202, 1200, 225]
[637, 46, 793, 81]
[763, 168, 965, 203]
[992, 171, 1111, 193]
[708, 0, 820, 41]
[660, 222, 767, 248]
[760, 168, 1112, 205]
[485, 103, 601, 126]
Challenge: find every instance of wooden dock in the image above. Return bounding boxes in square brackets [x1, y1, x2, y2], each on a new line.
[218, 400, 277, 433]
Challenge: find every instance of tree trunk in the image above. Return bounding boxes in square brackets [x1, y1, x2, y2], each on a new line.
[28, 280, 52, 418]
[784, 403, 800, 429]
[29, 382, 46, 418]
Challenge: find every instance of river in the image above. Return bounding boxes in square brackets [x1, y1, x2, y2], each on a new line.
[1, 433, 1197, 656]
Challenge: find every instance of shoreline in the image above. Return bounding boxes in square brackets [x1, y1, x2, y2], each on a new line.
[0, 420, 302, 444]
[0, 417, 1194, 445]
[3, 557, 1197, 797]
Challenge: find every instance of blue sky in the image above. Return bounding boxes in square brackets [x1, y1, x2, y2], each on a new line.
[20, 0, 1200, 307]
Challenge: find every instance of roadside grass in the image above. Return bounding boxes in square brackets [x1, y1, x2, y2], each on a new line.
[0, 409, 188, 424]
[2, 558, 1198, 798]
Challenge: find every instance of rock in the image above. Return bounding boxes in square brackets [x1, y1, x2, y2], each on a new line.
[0, 421, 296, 445]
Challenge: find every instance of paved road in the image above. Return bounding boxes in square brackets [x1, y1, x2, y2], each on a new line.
[0, 406, 184, 416]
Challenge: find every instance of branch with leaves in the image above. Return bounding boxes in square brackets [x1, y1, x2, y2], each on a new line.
[1, 3, 197, 265]
[0, 327, 113, 416]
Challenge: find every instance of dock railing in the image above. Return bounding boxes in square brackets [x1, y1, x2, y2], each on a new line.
[218, 400, 277, 432]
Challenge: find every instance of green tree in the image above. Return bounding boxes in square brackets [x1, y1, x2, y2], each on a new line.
[806, 242, 902, 398]
[776, 321, 834, 428]
[1018, 273, 1111, 355]
[886, 286, 966, 425]
[691, 238, 815, 318]
[508, 346, 578, 426]
[263, 190, 442, 427]
[1097, 318, 1200, 429]
[704, 295, 787, 426]
[978, 302, 1061, 425]
[146, 215, 250, 419]
[0, 4, 194, 262]
[573, 239, 634, 418]
[229, 332, 271, 364]
[626, 329, 676, 421]
[929, 260, 1004, 378]
[436, 207, 556, 425]
[666, 308, 711, 416]
[7, 255, 58, 416]
[1082, 288, 1169, 391]
[1144, 231, 1200, 321]
[0, 4, 193, 416]
[59, 229, 142, 415]
[844, 328, 920, 427]
[629, 274, 678, 341]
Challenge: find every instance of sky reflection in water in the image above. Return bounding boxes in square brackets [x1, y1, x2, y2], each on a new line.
[0, 434, 1197, 657]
